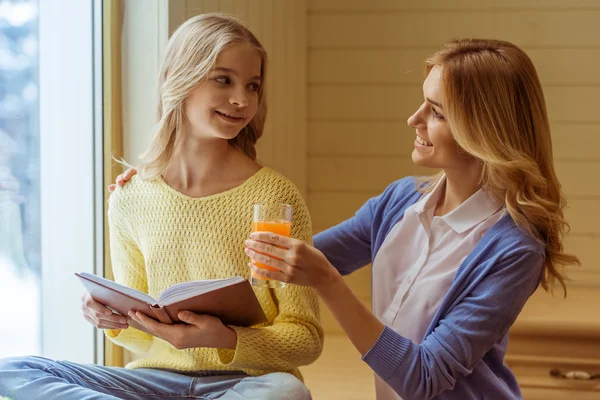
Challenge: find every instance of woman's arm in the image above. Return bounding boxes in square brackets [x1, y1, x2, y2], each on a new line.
[360, 251, 543, 399]
[313, 195, 377, 276]
[246, 233, 543, 399]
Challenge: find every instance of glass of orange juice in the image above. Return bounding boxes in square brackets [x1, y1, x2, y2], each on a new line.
[249, 203, 293, 288]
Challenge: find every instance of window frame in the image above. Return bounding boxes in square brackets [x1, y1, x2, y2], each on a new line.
[39, 0, 104, 364]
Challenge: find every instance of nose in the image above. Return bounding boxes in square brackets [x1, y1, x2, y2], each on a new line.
[407, 101, 427, 130]
[230, 86, 249, 108]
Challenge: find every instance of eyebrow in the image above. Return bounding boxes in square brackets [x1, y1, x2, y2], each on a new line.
[426, 97, 443, 109]
[213, 67, 261, 82]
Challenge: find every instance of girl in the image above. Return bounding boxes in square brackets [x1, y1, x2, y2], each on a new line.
[245, 39, 580, 399]
[0, 13, 322, 400]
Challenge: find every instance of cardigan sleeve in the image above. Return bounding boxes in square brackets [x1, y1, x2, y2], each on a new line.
[362, 250, 543, 399]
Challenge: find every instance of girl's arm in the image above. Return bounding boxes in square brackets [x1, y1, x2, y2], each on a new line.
[104, 188, 154, 354]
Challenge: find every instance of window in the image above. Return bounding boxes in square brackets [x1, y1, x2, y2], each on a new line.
[0, 0, 104, 364]
[0, 0, 41, 359]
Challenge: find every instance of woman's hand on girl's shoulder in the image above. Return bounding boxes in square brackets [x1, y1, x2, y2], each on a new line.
[107, 168, 138, 193]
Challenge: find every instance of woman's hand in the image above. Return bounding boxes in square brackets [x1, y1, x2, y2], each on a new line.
[244, 233, 341, 290]
[107, 168, 137, 193]
[128, 311, 237, 350]
[81, 293, 129, 330]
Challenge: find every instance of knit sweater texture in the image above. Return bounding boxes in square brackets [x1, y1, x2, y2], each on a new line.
[105, 167, 323, 378]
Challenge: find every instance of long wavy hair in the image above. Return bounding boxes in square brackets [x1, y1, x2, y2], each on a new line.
[137, 13, 267, 180]
[421, 38, 579, 295]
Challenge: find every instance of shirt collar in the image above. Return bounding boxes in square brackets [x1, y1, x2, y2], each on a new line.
[414, 175, 504, 234]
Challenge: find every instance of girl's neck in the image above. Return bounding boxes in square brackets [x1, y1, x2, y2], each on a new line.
[162, 134, 261, 197]
[165, 137, 232, 186]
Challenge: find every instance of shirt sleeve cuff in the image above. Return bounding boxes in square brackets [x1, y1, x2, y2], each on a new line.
[362, 325, 411, 381]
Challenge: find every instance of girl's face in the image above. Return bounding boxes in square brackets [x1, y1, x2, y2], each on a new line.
[184, 42, 262, 142]
[407, 66, 476, 172]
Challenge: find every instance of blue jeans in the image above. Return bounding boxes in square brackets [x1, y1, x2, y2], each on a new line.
[0, 356, 311, 400]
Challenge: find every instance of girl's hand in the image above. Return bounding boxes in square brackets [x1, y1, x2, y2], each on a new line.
[128, 311, 237, 350]
[107, 168, 137, 193]
[81, 292, 129, 330]
[244, 232, 341, 290]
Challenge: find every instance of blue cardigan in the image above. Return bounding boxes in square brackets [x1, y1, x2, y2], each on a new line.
[314, 177, 544, 400]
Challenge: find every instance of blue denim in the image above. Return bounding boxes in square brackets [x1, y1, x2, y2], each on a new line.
[0, 356, 311, 400]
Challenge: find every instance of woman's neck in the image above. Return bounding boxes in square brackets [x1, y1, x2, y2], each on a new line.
[435, 166, 482, 217]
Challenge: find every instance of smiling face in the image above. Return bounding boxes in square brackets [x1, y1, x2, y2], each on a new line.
[407, 65, 476, 172]
[183, 42, 263, 142]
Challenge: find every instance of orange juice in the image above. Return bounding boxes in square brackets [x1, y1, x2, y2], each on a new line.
[250, 219, 291, 276]
[250, 203, 292, 288]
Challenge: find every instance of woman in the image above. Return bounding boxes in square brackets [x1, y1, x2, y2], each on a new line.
[246, 38, 579, 399]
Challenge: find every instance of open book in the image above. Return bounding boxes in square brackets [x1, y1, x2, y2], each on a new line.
[76, 272, 267, 327]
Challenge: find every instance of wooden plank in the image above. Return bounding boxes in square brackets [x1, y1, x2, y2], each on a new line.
[308, 157, 600, 197]
[308, 122, 600, 161]
[309, 85, 422, 120]
[311, 194, 600, 235]
[309, 49, 431, 85]
[308, 122, 415, 157]
[308, 157, 432, 192]
[565, 200, 600, 235]
[309, 86, 600, 122]
[546, 123, 600, 161]
[563, 236, 600, 286]
[556, 162, 600, 197]
[310, 192, 375, 228]
[302, 334, 375, 400]
[309, 12, 600, 48]
[309, 0, 600, 12]
[309, 48, 600, 86]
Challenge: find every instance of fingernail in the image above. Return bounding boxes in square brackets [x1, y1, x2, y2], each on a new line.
[244, 240, 251, 246]
[244, 248, 250, 254]
[105, 310, 113, 315]
[250, 233, 256, 239]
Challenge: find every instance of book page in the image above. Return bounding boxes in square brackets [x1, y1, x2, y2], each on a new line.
[78, 272, 156, 305]
[158, 276, 245, 306]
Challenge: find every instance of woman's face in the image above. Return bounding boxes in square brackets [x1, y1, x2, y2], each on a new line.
[184, 42, 262, 142]
[407, 65, 475, 172]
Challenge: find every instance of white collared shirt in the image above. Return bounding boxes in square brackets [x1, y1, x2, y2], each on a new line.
[371, 176, 505, 400]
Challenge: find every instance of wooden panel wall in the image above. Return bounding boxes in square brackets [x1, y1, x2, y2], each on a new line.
[307, 0, 600, 334]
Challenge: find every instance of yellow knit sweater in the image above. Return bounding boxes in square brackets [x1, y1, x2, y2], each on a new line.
[105, 167, 323, 378]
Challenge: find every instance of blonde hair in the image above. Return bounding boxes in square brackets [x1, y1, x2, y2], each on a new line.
[421, 38, 579, 295]
[137, 13, 267, 180]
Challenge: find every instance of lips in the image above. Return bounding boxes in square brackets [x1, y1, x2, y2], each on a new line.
[416, 135, 433, 146]
[216, 110, 245, 120]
